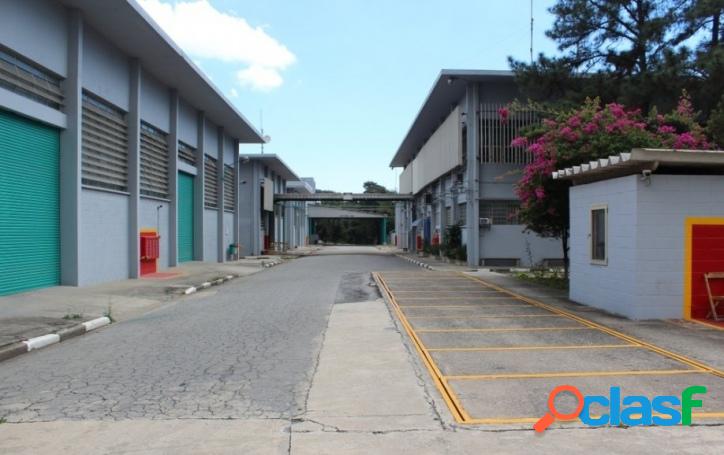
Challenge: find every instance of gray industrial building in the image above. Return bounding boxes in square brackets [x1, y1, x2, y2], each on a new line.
[238, 154, 312, 256]
[0, 0, 264, 294]
[391, 70, 562, 267]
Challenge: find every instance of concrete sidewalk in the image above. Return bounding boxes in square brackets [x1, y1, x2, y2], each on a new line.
[0, 256, 286, 351]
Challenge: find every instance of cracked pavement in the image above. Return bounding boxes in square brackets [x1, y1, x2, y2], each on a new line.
[0, 253, 415, 423]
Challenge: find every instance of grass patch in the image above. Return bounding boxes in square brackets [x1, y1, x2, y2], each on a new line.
[0, 417, 6, 424]
[62, 313, 83, 321]
[514, 269, 569, 290]
[103, 302, 115, 323]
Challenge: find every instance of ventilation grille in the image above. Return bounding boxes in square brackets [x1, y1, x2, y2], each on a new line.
[81, 94, 128, 192]
[0, 47, 63, 109]
[204, 155, 218, 208]
[178, 141, 196, 166]
[483, 258, 520, 267]
[223, 164, 235, 211]
[479, 200, 520, 225]
[479, 103, 537, 164]
[140, 123, 169, 199]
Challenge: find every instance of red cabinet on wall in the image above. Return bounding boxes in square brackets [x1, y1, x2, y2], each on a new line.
[140, 231, 160, 276]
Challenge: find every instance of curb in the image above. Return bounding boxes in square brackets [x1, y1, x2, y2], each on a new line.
[181, 272, 245, 296]
[0, 316, 111, 364]
[396, 254, 435, 270]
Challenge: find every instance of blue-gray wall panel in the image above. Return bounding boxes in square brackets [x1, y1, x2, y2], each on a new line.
[140, 70, 170, 133]
[178, 98, 197, 147]
[204, 118, 218, 156]
[203, 208, 218, 261]
[82, 25, 130, 110]
[0, 0, 67, 76]
[79, 189, 129, 285]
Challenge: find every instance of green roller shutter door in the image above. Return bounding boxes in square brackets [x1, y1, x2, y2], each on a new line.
[0, 109, 60, 295]
[177, 172, 194, 262]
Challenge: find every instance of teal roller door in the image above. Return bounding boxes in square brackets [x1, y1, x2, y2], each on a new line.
[177, 172, 194, 262]
[0, 109, 60, 295]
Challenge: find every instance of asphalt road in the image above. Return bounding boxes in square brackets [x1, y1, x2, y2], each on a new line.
[0, 252, 415, 422]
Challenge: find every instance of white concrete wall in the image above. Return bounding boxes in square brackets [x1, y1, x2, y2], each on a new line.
[79, 189, 129, 285]
[139, 198, 169, 269]
[411, 107, 461, 194]
[568, 175, 642, 319]
[203, 208, 218, 261]
[82, 25, 129, 110]
[0, 0, 67, 76]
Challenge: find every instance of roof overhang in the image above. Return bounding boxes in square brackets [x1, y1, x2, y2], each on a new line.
[552, 148, 724, 184]
[286, 180, 315, 194]
[390, 69, 515, 167]
[59, 0, 264, 143]
[307, 206, 386, 219]
[242, 154, 299, 181]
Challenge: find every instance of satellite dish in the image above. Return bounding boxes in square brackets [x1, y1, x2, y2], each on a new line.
[263, 135, 271, 143]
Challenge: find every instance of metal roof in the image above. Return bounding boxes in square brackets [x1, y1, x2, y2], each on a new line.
[307, 206, 386, 219]
[275, 192, 413, 202]
[552, 148, 724, 184]
[242, 154, 299, 181]
[390, 69, 515, 167]
[286, 180, 315, 195]
[58, 0, 264, 143]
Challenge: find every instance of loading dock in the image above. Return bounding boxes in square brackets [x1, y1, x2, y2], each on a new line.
[375, 270, 724, 426]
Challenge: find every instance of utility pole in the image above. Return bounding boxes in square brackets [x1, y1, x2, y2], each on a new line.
[530, 0, 534, 63]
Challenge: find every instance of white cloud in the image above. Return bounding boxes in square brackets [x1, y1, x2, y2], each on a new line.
[138, 0, 295, 91]
[229, 88, 239, 98]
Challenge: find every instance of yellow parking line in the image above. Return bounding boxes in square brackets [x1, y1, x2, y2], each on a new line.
[445, 369, 702, 381]
[460, 273, 724, 378]
[416, 326, 587, 333]
[689, 319, 724, 331]
[427, 344, 637, 352]
[464, 412, 724, 425]
[407, 314, 559, 320]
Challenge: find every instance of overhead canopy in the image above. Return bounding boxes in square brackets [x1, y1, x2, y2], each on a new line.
[242, 154, 299, 181]
[308, 206, 386, 219]
[390, 69, 514, 168]
[59, 0, 264, 143]
[553, 148, 724, 184]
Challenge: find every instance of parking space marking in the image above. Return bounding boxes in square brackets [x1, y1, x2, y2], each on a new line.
[427, 344, 638, 352]
[407, 314, 560, 320]
[444, 369, 703, 381]
[375, 270, 724, 426]
[416, 326, 588, 333]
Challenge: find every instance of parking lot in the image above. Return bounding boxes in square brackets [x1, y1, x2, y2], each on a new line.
[375, 270, 724, 427]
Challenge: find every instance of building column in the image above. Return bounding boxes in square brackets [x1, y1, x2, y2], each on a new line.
[128, 59, 141, 279]
[216, 127, 225, 262]
[233, 139, 240, 255]
[168, 90, 179, 267]
[284, 202, 293, 249]
[194, 112, 205, 260]
[465, 83, 480, 267]
[60, 10, 82, 285]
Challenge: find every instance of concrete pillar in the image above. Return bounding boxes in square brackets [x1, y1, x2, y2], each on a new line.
[233, 139, 240, 253]
[250, 161, 261, 255]
[194, 112, 205, 260]
[60, 10, 82, 286]
[216, 127, 225, 262]
[284, 202, 293, 249]
[168, 90, 179, 267]
[128, 59, 141, 279]
[465, 83, 480, 267]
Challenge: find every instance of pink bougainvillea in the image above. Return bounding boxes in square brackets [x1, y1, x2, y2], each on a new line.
[498, 107, 509, 123]
[508, 93, 715, 251]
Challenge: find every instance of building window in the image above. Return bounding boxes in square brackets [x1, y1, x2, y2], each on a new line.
[140, 122, 169, 199]
[445, 207, 452, 226]
[457, 203, 466, 225]
[591, 205, 607, 264]
[81, 92, 128, 192]
[479, 103, 537, 164]
[479, 200, 520, 225]
[223, 164, 235, 211]
[0, 46, 63, 109]
[178, 141, 196, 166]
[204, 155, 218, 208]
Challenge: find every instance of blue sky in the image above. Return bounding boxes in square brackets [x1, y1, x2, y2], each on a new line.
[140, 0, 559, 192]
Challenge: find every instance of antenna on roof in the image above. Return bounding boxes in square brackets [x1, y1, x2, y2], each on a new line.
[530, 0, 534, 63]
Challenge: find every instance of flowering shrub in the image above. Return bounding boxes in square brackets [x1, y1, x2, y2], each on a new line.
[509, 94, 716, 274]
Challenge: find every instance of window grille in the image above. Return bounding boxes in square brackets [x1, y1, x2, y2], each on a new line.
[81, 93, 128, 192]
[140, 122, 169, 199]
[223, 164, 235, 211]
[204, 155, 218, 208]
[178, 141, 196, 166]
[479, 200, 520, 225]
[0, 47, 63, 109]
[479, 103, 537, 164]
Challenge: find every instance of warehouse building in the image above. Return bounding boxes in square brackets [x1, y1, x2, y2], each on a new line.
[0, 0, 263, 295]
[238, 154, 312, 256]
[391, 70, 561, 267]
[554, 148, 724, 321]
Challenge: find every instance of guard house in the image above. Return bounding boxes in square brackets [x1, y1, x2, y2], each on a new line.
[554, 148, 724, 321]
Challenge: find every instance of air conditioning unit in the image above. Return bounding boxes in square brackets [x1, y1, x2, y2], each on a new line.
[479, 217, 493, 227]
